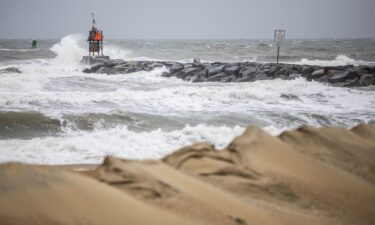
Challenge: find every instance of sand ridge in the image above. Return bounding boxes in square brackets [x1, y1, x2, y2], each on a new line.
[1, 124, 375, 225]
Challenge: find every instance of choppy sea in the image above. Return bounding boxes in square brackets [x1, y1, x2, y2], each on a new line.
[0, 35, 374, 164]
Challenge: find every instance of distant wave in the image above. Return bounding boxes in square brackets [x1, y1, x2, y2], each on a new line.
[0, 48, 36, 52]
[0, 111, 61, 139]
[291, 54, 372, 66]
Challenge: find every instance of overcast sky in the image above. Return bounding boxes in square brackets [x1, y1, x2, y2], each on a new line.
[1, 0, 374, 39]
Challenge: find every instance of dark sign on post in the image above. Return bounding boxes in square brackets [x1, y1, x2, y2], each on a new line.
[274, 30, 286, 64]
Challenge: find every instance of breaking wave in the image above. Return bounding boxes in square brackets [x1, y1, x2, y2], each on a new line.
[292, 54, 370, 66]
[0, 123, 246, 164]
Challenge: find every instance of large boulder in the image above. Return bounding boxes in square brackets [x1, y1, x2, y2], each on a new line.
[267, 65, 281, 76]
[239, 66, 257, 77]
[207, 65, 225, 77]
[221, 75, 237, 82]
[169, 63, 184, 74]
[224, 65, 240, 75]
[236, 75, 255, 82]
[176, 67, 201, 79]
[206, 72, 227, 82]
[310, 69, 325, 79]
[328, 71, 357, 84]
[254, 74, 270, 81]
[359, 74, 375, 86]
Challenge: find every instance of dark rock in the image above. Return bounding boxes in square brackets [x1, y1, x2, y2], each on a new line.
[221, 75, 237, 82]
[224, 65, 240, 75]
[310, 69, 325, 79]
[161, 72, 171, 77]
[82, 68, 92, 73]
[190, 74, 206, 83]
[267, 65, 281, 76]
[176, 67, 201, 79]
[0, 67, 22, 74]
[207, 73, 227, 82]
[255, 74, 269, 80]
[328, 71, 357, 83]
[169, 63, 184, 74]
[274, 67, 292, 76]
[318, 75, 329, 83]
[82, 59, 371, 88]
[87, 63, 104, 73]
[207, 65, 225, 77]
[103, 61, 118, 68]
[332, 78, 360, 88]
[359, 74, 375, 86]
[124, 67, 138, 74]
[279, 75, 289, 80]
[301, 66, 315, 77]
[96, 66, 112, 74]
[239, 66, 257, 77]
[147, 62, 164, 70]
[195, 68, 208, 78]
[236, 76, 255, 82]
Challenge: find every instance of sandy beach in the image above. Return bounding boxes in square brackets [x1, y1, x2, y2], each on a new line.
[1, 124, 374, 225]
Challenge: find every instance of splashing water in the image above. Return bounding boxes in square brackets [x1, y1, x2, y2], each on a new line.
[0, 35, 374, 164]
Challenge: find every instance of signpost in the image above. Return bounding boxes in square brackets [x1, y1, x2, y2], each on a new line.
[274, 30, 286, 64]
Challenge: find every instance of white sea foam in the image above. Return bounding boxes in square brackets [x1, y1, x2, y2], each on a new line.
[0, 124, 245, 164]
[292, 54, 369, 66]
[0, 48, 36, 52]
[1, 35, 374, 165]
[50, 34, 86, 66]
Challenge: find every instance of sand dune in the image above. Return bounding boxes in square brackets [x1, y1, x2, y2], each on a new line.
[1, 124, 375, 225]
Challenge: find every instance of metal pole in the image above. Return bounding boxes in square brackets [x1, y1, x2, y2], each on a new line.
[277, 45, 280, 64]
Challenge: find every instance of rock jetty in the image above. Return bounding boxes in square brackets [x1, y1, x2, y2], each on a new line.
[83, 58, 375, 87]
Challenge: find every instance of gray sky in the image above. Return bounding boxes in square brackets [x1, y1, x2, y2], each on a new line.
[1, 0, 375, 39]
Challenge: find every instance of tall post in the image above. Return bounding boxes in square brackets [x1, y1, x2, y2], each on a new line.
[274, 29, 286, 65]
[91, 12, 96, 28]
[277, 45, 280, 64]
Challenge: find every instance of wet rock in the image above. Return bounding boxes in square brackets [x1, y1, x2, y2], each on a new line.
[169, 63, 184, 74]
[236, 75, 255, 82]
[221, 75, 237, 82]
[82, 59, 374, 87]
[206, 73, 227, 82]
[328, 71, 356, 83]
[96, 66, 112, 74]
[267, 65, 280, 76]
[332, 78, 359, 87]
[274, 67, 291, 76]
[176, 67, 201, 79]
[317, 75, 329, 83]
[301, 66, 314, 77]
[359, 74, 375, 86]
[207, 65, 225, 77]
[224, 65, 240, 75]
[0, 67, 22, 74]
[191, 74, 206, 82]
[82, 68, 92, 73]
[254, 74, 270, 80]
[239, 66, 257, 77]
[161, 72, 171, 77]
[310, 69, 325, 79]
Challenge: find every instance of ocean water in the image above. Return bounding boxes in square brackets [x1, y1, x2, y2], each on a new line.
[0, 35, 374, 164]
